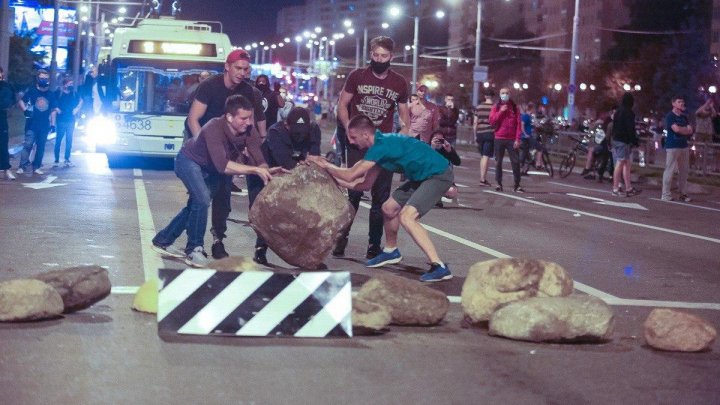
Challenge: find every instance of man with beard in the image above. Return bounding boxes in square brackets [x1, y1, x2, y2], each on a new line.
[332, 36, 410, 261]
[17, 69, 57, 175]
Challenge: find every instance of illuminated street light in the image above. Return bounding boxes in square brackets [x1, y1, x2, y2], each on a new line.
[579, 83, 587, 91]
[303, 31, 311, 38]
[343, 19, 352, 28]
[80, 5, 88, 13]
[634, 84, 641, 91]
[522, 83, 528, 89]
[118, 6, 127, 14]
[111, 17, 118, 24]
[483, 82, 490, 88]
[295, 35, 302, 42]
[347, 28, 355, 35]
[435, 10, 445, 19]
[623, 83, 631, 91]
[589, 84, 596, 91]
[710, 85, 718, 94]
[381, 22, 390, 29]
[314, 26, 322, 33]
[271, 44, 276, 49]
[513, 82, 520, 89]
[389, 5, 401, 17]
[554, 83, 563, 91]
[252, 43, 258, 48]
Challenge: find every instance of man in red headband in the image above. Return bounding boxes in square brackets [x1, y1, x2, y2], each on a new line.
[184, 48, 267, 260]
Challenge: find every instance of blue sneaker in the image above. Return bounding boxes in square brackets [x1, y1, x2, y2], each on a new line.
[365, 248, 402, 268]
[420, 263, 453, 282]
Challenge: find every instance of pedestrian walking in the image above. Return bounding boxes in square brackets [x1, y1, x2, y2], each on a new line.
[308, 114, 454, 283]
[53, 77, 82, 168]
[17, 69, 57, 175]
[661, 95, 693, 202]
[333, 35, 410, 260]
[489, 88, 523, 193]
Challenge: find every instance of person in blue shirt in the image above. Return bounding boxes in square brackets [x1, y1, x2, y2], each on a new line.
[307, 114, 454, 282]
[661, 95, 693, 202]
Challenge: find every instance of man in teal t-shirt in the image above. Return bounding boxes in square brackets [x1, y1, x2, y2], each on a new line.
[308, 114, 454, 282]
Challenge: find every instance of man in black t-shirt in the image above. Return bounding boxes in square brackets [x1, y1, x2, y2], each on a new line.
[0, 67, 16, 180]
[54, 77, 83, 167]
[18, 69, 57, 175]
[184, 49, 266, 260]
[255, 74, 280, 127]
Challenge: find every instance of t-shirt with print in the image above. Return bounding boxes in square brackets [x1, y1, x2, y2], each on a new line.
[521, 113, 533, 139]
[364, 131, 449, 181]
[343, 67, 408, 132]
[23, 86, 57, 132]
[56, 91, 81, 123]
[664, 112, 690, 149]
[184, 74, 264, 134]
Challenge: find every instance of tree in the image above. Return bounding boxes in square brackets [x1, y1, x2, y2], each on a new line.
[8, 35, 44, 92]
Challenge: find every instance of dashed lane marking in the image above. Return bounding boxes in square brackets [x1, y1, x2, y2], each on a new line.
[484, 190, 720, 244]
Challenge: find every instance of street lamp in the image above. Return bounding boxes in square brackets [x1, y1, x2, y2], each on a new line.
[567, 0, 580, 122]
[388, 4, 444, 94]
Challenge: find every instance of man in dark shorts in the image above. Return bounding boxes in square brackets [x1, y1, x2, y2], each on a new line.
[334, 35, 410, 260]
[185, 49, 266, 259]
[308, 115, 453, 283]
[473, 93, 494, 186]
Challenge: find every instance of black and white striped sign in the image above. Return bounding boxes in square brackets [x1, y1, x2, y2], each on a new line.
[157, 269, 352, 337]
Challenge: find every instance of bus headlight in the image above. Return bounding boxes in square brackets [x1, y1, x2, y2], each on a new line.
[87, 116, 117, 145]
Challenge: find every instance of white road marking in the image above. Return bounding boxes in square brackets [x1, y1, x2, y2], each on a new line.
[567, 193, 648, 210]
[550, 181, 612, 194]
[650, 198, 720, 212]
[360, 200, 720, 310]
[485, 190, 720, 244]
[22, 175, 68, 189]
[112, 286, 140, 294]
[133, 169, 142, 177]
[567, 193, 605, 202]
[134, 172, 164, 282]
[455, 183, 469, 188]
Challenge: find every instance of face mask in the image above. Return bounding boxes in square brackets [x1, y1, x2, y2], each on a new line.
[290, 131, 307, 144]
[370, 59, 390, 75]
[257, 83, 269, 92]
[500, 94, 509, 102]
[38, 79, 49, 88]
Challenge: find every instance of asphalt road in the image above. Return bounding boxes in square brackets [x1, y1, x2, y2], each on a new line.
[1, 134, 719, 404]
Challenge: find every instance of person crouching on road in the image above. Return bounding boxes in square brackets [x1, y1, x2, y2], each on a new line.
[248, 107, 321, 265]
[152, 95, 280, 267]
[307, 114, 454, 283]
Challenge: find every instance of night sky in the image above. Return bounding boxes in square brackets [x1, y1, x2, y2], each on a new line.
[180, 0, 305, 45]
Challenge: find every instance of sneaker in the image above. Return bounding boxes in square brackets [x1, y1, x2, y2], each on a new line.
[4, 170, 15, 180]
[52, 161, 60, 168]
[435, 201, 444, 208]
[64, 160, 74, 167]
[612, 189, 621, 197]
[495, 184, 503, 192]
[513, 186, 525, 193]
[366, 244, 382, 259]
[580, 168, 591, 176]
[365, 248, 402, 268]
[660, 196, 674, 202]
[583, 174, 596, 180]
[151, 242, 186, 258]
[33, 168, 44, 175]
[625, 188, 641, 197]
[678, 194, 692, 203]
[211, 240, 229, 259]
[420, 262, 453, 283]
[15, 167, 24, 174]
[479, 180, 491, 187]
[332, 237, 348, 257]
[253, 247, 268, 265]
[185, 246, 209, 268]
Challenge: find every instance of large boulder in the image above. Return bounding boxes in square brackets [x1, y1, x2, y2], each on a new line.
[249, 164, 355, 269]
[644, 308, 717, 352]
[33, 265, 111, 313]
[489, 295, 614, 342]
[461, 258, 574, 323]
[352, 297, 392, 332]
[0, 279, 64, 321]
[355, 274, 449, 326]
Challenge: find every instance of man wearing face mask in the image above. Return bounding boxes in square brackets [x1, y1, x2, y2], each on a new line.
[53, 77, 83, 168]
[489, 88, 523, 193]
[18, 70, 57, 175]
[333, 35, 410, 260]
[255, 74, 280, 127]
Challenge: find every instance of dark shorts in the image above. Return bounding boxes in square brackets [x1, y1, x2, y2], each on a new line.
[477, 139, 494, 157]
[391, 165, 453, 217]
[611, 140, 631, 162]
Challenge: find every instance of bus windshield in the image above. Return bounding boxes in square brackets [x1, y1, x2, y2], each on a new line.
[109, 59, 222, 115]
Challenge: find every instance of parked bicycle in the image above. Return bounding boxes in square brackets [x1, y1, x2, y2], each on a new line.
[521, 119, 556, 177]
[558, 127, 607, 178]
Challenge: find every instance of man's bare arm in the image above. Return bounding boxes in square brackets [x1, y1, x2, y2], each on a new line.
[187, 100, 209, 138]
[397, 102, 410, 135]
[337, 89, 353, 129]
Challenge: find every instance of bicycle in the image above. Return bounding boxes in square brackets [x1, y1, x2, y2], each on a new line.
[558, 127, 608, 178]
[521, 120, 556, 177]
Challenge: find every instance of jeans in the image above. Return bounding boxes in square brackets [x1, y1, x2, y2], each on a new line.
[0, 126, 8, 170]
[19, 128, 50, 170]
[661, 148, 689, 199]
[54, 120, 75, 162]
[210, 175, 233, 240]
[153, 153, 221, 254]
[494, 138, 521, 187]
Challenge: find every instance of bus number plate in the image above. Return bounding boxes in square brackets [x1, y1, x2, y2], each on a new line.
[164, 143, 174, 151]
[124, 119, 152, 131]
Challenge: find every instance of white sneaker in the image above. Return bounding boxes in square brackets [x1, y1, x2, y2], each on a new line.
[184, 246, 209, 268]
[15, 167, 24, 174]
[64, 160, 74, 167]
[52, 162, 60, 168]
[34, 168, 45, 175]
[4, 169, 15, 180]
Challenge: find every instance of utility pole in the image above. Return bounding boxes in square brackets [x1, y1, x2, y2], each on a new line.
[567, 0, 580, 122]
[0, 0, 10, 74]
[50, 0, 60, 89]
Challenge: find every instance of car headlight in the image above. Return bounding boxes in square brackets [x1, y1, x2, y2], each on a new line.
[87, 116, 117, 145]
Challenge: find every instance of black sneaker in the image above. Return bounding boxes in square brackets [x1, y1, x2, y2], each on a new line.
[253, 247, 268, 265]
[366, 244, 382, 259]
[514, 186, 525, 193]
[580, 168, 591, 176]
[495, 184, 503, 192]
[332, 237, 348, 257]
[211, 240, 229, 259]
